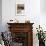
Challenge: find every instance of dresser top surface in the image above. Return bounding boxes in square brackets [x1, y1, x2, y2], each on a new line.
[7, 23, 34, 25]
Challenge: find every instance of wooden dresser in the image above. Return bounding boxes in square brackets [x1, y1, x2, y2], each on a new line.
[7, 23, 34, 46]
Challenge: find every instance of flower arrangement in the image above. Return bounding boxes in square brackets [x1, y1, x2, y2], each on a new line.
[36, 25, 45, 42]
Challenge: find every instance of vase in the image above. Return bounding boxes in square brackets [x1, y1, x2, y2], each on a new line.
[39, 40, 45, 46]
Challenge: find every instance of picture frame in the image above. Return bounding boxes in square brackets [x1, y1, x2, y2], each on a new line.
[16, 4, 25, 15]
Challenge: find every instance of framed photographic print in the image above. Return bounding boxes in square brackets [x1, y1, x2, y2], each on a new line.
[16, 4, 25, 15]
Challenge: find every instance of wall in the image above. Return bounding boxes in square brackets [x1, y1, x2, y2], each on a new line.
[0, 0, 2, 32]
[40, 0, 46, 13]
[40, 0, 46, 32]
[2, 0, 40, 30]
[2, 0, 46, 46]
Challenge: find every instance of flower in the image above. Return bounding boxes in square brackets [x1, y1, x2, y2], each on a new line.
[36, 25, 45, 41]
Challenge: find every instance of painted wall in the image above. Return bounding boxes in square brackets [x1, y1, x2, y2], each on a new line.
[2, 0, 40, 30]
[0, 0, 2, 32]
[2, 0, 46, 46]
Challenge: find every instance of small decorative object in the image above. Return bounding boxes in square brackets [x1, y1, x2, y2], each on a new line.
[36, 25, 45, 46]
[25, 20, 30, 23]
[9, 19, 19, 23]
[16, 4, 25, 15]
[9, 19, 14, 23]
[10, 20, 13, 21]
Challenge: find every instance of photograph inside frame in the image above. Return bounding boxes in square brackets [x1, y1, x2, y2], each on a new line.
[17, 4, 25, 14]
